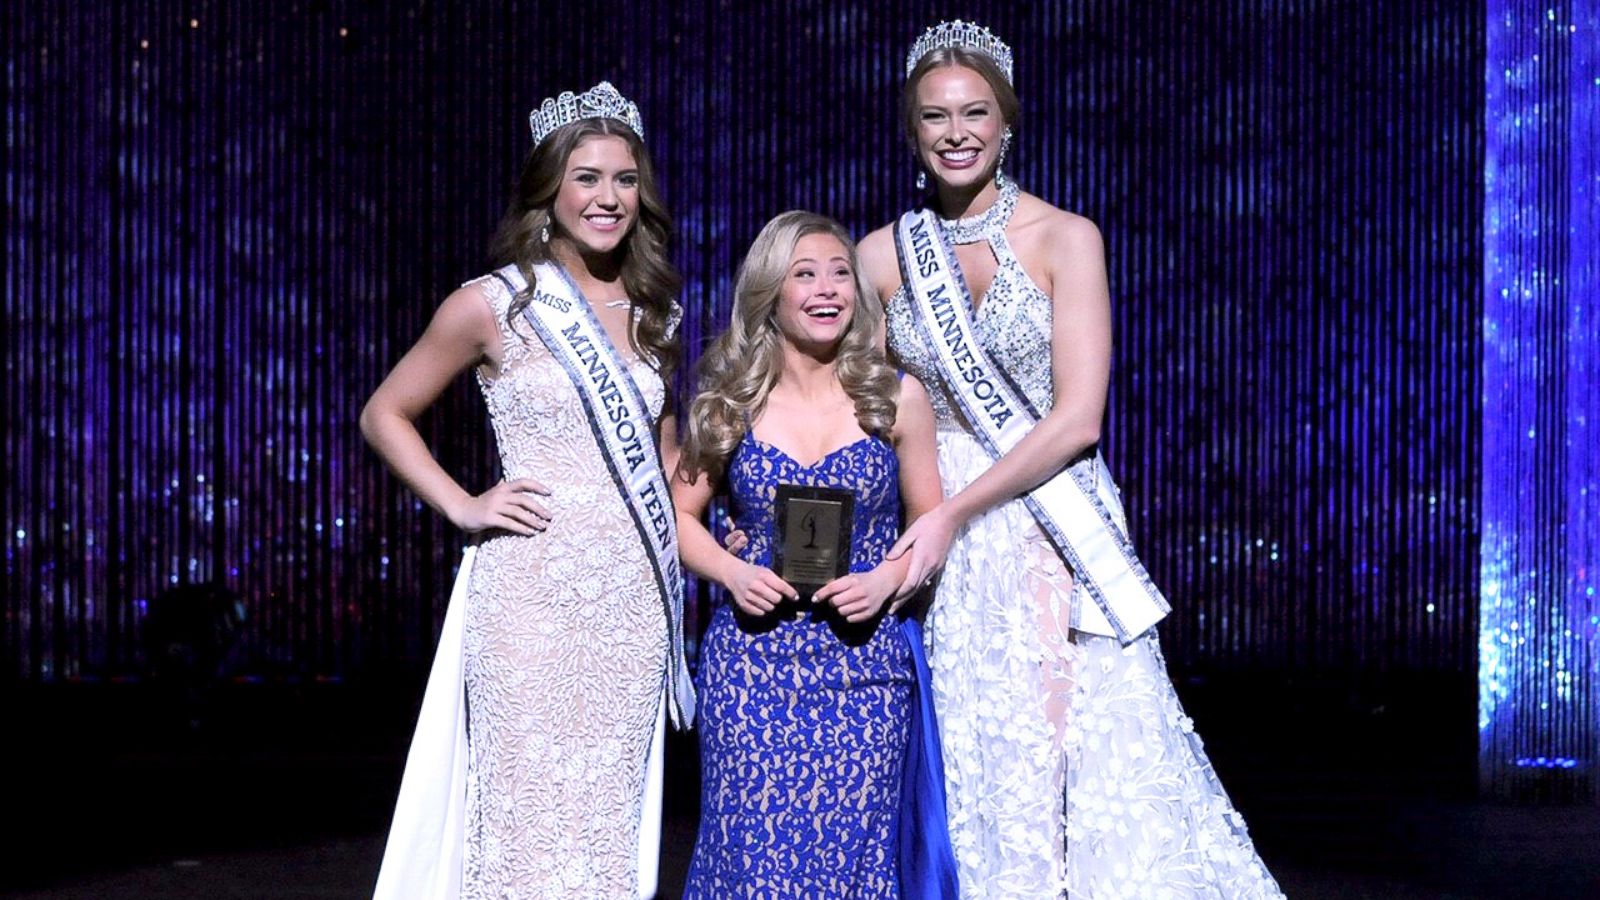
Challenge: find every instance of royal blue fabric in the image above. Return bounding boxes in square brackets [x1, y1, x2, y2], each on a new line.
[898, 615, 961, 899]
[686, 431, 957, 897]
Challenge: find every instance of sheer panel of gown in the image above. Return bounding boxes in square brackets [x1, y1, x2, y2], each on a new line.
[460, 275, 668, 898]
[886, 195, 1282, 899]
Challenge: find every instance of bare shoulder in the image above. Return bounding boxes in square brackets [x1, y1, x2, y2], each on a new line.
[896, 371, 931, 406]
[1051, 209, 1105, 257]
[892, 372, 935, 441]
[1014, 192, 1103, 257]
[430, 279, 500, 351]
[858, 223, 903, 297]
[438, 279, 497, 323]
[860, 221, 897, 255]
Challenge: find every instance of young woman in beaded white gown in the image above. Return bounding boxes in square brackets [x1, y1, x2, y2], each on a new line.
[856, 23, 1285, 899]
[361, 82, 691, 899]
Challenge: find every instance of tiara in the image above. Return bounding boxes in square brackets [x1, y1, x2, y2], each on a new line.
[527, 80, 644, 147]
[904, 20, 1014, 84]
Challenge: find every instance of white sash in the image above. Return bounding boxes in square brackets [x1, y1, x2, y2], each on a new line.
[495, 262, 695, 727]
[894, 210, 1169, 644]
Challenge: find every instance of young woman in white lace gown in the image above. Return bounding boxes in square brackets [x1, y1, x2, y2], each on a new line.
[858, 25, 1284, 899]
[362, 87, 685, 899]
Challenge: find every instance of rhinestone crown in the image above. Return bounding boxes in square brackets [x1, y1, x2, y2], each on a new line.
[528, 80, 644, 147]
[905, 20, 1014, 83]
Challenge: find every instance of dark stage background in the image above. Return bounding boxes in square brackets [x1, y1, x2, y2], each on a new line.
[16, 1, 1600, 896]
[6, 0, 1482, 681]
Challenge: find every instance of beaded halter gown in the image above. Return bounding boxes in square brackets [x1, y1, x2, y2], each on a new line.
[885, 177, 1284, 899]
[459, 274, 670, 897]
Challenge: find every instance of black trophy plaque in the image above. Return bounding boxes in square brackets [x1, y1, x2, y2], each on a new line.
[773, 484, 854, 594]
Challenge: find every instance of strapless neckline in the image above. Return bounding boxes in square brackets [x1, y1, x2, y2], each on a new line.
[743, 432, 878, 471]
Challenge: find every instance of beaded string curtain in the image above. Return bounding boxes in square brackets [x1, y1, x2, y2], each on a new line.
[1480, 0, 1599, 802]
[5, 3, 1486, 701]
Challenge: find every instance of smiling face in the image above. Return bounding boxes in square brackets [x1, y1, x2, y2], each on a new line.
[912, 63, 1007, 192]
[549, 134, 639, 257]
[773, 232, 857, 355]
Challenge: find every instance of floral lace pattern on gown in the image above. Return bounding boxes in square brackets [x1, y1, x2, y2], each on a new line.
[685, 433, 913, 899]
[887, 216, 1282, 899]
[459, 275, 670, 899]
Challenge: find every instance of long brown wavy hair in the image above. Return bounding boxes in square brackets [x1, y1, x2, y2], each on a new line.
[489, 117, 682, 384]
[679, 211, 897, 483]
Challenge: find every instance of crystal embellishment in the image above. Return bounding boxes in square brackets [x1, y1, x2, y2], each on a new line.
[939, 173, 1020, 245]
[527, 80, 645, 147]
[905, 19, 1015, 84]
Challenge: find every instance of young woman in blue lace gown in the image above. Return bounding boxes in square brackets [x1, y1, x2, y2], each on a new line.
[672, 211, 954, 898]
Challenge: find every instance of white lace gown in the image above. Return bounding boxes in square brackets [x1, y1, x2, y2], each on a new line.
[886, 195, 1283, 899]
[458, 275, 669, 898]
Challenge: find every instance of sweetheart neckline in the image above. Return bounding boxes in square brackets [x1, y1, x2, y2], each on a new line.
[743, 433, 883, 470]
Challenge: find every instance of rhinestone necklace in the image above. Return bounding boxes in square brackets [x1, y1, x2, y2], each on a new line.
[938, 173, 1019, 245]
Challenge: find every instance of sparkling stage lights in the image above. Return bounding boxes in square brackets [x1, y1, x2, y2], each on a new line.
[1479, 0, 1600, 802]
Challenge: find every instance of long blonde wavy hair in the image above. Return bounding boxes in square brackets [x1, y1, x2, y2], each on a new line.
[679, 211, 897, 482]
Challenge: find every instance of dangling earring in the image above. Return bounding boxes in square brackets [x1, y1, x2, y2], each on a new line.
[540, 222, 550, 243]
[998, 128, 1014, 173]
[915, 169, 928, 192]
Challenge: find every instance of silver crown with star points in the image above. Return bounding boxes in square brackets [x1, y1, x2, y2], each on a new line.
[527, 80, 644, 147]
[904, 20, 1014, 84]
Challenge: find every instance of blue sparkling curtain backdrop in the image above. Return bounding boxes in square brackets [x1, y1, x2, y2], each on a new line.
[6, 1, 1581, 799]
[1480, 0, 1599, 802]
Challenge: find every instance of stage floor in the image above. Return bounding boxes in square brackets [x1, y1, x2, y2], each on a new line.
[4, 675, 1595, 898]
[5, 801, 1597, 899]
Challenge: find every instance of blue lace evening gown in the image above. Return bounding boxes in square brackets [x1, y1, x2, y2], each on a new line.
[685, 431, 950, 898]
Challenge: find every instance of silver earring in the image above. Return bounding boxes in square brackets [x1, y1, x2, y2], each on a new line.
[916, 169, 928, 192]
[540, 223, 550, 243]
[999, 128, 1013, 172]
